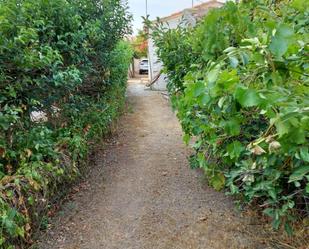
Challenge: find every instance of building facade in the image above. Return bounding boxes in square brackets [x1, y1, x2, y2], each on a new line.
[148, 1, 224, 90]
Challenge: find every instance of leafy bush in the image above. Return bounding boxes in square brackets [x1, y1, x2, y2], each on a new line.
[150, 0, 309, 234]
[0, 0, 133, 247]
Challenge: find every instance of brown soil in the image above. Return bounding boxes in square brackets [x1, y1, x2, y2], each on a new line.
[37, 79, 269, 249]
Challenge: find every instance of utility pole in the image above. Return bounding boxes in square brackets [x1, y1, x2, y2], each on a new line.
[145, 0, 153, 82]
[192, 0, 194, 7]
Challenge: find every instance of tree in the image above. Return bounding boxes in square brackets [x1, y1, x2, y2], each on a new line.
[131, 29, 148, 58]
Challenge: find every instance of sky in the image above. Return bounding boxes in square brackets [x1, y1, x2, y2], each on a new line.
[127, 0, 208, 34]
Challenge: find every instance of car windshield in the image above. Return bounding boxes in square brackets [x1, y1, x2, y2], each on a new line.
[141, 60, 148, 64]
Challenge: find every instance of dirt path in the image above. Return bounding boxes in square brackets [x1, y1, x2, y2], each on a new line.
[38, 79, 266, 249]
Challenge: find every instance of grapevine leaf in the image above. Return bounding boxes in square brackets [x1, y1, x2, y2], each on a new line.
[235, 86, 261, 107]
[193, 82, 205, 97]
[210, 172, 225, 191]
[227, 141, 244, 159]
[275, 120, 290, 137]
[290, 128, 306, 144]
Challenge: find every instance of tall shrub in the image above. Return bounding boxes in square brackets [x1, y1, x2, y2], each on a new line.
[151, 0, 309, 234]
[0, 0, 132, 247]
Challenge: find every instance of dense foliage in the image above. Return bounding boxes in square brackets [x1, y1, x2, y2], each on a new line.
[150, 0, 309, 234]
[0, 0, 132, 247]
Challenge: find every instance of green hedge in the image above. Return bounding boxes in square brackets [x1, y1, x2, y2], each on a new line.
[0, 0, 132, 247]
[150, 0, 309, 234]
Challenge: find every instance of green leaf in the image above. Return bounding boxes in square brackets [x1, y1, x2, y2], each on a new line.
[218, 97, 226, 108]
[289, 165, 309, 182]
[16, 227, 25, 238]
[284, 222, 293, 236]
[276, 24, 294, 37]
[290, 128, 306, 144]
[226, 141, 244, 159]
[300, 147, 309, 162]
[229, 56, 239, 68]
[263, 208, 274, 217]
[275, 119, 290, 137]
[271, 71, 282, 84]
[268, 189, 277, 200]
[229, 184, 239, 194]
[27, 196, 35, 206]
[197, 152, 207, 169]
[216, 69, 239, 91]
[183, 134, 191, 145]
[306, 184, 309, 194]
[223, 119, 240, 136]
[272, 217, 281, 230]
[240, 51, 249, 65]
[209, 172, 226, 191]
[269, 24, 294, 57]
[235, 86, 261, 107]
[291, 0, 309, 11]
[207, 66, 220, 84]
[193, 82, 205, 97]
[269, 36, 288, 57]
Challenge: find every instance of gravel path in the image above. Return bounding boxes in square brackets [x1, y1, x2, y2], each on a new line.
[38, 78, 265, 249]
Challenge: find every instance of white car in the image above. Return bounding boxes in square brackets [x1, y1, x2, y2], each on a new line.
[139, 59, 149, 74]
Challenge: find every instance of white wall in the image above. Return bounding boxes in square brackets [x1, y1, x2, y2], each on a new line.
[148, 1, 224, 91]
[148, 15, 183, 91]
[148, 37, 166, 90]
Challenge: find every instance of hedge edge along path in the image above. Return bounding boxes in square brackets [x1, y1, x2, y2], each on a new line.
[0, 0, 133, 247]
[149, 0, 309, 236]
